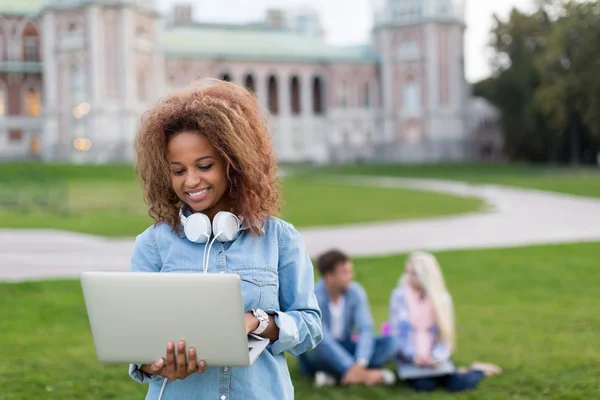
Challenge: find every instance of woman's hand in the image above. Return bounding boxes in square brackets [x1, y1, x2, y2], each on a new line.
[140, 340, 206, 381]
[414, 354, 438, 367]
[244, 312, 260, 334]
[244, 311, 279, 341]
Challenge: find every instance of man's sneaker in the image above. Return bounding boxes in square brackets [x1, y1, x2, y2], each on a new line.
[365, 369, 397, 386]
[381, 369, 397, 385]
[314, 371, 336, 387]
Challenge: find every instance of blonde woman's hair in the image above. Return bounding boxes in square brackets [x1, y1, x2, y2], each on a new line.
[400, 251, 455, 352]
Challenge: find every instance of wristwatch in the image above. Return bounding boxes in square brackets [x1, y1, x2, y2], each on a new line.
[251, 309, 269, 335]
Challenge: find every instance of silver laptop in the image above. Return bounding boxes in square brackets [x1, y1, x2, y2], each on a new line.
[396, 359, 457, 380]
[80, 271, 269, 367]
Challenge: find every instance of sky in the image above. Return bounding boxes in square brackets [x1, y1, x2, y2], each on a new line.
[158, 0, 536, 83]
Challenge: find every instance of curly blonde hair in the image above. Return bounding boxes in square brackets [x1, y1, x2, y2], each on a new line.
[134, 78, 281, 235]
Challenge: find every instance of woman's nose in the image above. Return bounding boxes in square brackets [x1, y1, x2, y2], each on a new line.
[185, 170, 202, 187]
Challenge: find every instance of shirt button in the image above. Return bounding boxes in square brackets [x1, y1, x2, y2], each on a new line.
[221, 396, 226, 400]
[223, 367, 229, 372]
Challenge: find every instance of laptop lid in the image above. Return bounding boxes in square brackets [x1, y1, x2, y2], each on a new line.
[397, 359, 457, 380]
[80, 271, 261, 367]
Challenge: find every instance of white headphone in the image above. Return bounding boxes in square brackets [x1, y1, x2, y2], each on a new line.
[179, 208, 241, 243]
[179, 207, 242, 273]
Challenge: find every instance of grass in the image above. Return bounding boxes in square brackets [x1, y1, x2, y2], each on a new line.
[299, 163, 600, 198]
[0, 163, 484, 236]
[1, 242, 599, 399]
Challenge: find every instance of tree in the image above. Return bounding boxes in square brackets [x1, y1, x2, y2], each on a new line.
[536, 1, 600, 164]
[486, 7, 554, 162]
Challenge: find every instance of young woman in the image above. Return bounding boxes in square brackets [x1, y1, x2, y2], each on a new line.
[388, 251, 501, 392]
[127, 78, 323, 400]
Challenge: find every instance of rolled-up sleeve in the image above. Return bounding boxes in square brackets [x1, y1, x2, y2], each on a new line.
[267, 222, 322, 356]
[129, 363, 153, 383]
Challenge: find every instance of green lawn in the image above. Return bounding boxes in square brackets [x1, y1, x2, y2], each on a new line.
[0, 163, 484, 236]
[1, 242, 598, 399]
[299, 163, 600, 198]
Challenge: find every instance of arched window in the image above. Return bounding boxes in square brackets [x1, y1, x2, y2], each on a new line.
[403, 76, 420, 111]
[267, 75, 278, 115]
[22, 22, 40, 61]
[0, 86, 5, 116]
[290, 76, 301, 115]
[363, 82, 370, 108]
[0, 28, 5, 62]
[70, 64, 86, 105]
[337, 82, 348, 108]
[244, 74, 255, 93]
[25, 88, 42, 116]
[137, 71, 146, 101]
[312, 76, 324, 115]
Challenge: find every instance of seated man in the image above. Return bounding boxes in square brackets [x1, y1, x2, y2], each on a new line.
[297, 249, 397, 387]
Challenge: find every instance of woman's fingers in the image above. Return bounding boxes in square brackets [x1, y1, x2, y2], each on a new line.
[197, 360, 207, 374]
[187, 347, 197, 374]
[161, 340, 206, 380]
[176, 340, 188, 378]
[165, 341, 176, 378]
[150, 358, 165, 374]
[140, 358, 165, 375]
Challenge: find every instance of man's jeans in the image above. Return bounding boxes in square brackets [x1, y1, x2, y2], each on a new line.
[297, 336, 397, 379]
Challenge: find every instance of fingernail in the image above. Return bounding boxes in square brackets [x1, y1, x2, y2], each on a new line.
[199, 361, 205, 368]
[179, 340, 185, 347]
[156, 358, 164, 367]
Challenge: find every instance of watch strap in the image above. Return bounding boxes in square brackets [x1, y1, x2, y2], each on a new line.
[251, 309, 268, 335]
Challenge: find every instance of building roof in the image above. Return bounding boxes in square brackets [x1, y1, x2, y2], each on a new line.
[0, 3, 378, 64]
[162, 25, 378, 64]
[0, 0, 43, 15]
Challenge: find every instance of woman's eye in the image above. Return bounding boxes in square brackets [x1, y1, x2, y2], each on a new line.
[198, 163, 213, 171]
[173, 170, 185, 176]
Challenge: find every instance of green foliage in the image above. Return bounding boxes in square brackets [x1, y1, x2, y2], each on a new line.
[476, 0, 600, 164]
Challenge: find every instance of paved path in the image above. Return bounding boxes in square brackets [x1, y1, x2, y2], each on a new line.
[2, 175, 600, 282]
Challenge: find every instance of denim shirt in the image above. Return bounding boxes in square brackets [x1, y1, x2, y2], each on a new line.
[314, 280, 375, 369]
[127, 216, 323, 400]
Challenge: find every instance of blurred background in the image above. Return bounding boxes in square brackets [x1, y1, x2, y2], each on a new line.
[0, 0, 599, 399]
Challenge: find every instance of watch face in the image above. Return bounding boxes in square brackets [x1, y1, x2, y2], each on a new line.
[255, 309, 268, 320]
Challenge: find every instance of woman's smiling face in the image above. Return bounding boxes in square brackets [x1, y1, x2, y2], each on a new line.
[166, 130, 229, 220]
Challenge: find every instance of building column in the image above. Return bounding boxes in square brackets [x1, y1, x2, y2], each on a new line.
[277, 72, 291, 160]
[41, 11, 59, 160]
[255, 73, 268, 111]
[425, 22, 439, 140]
[152, 17, 166, 101]
[300, 73, 315, 162]
[119, 6, 136, 161]
[86, 4, 104, 160]
[380, 30, 395, 143]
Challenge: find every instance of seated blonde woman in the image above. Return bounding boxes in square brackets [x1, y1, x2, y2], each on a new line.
[388, 251, 501, 392]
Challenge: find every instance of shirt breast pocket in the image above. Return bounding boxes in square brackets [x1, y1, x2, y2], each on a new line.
[234, 265, 278, 311]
